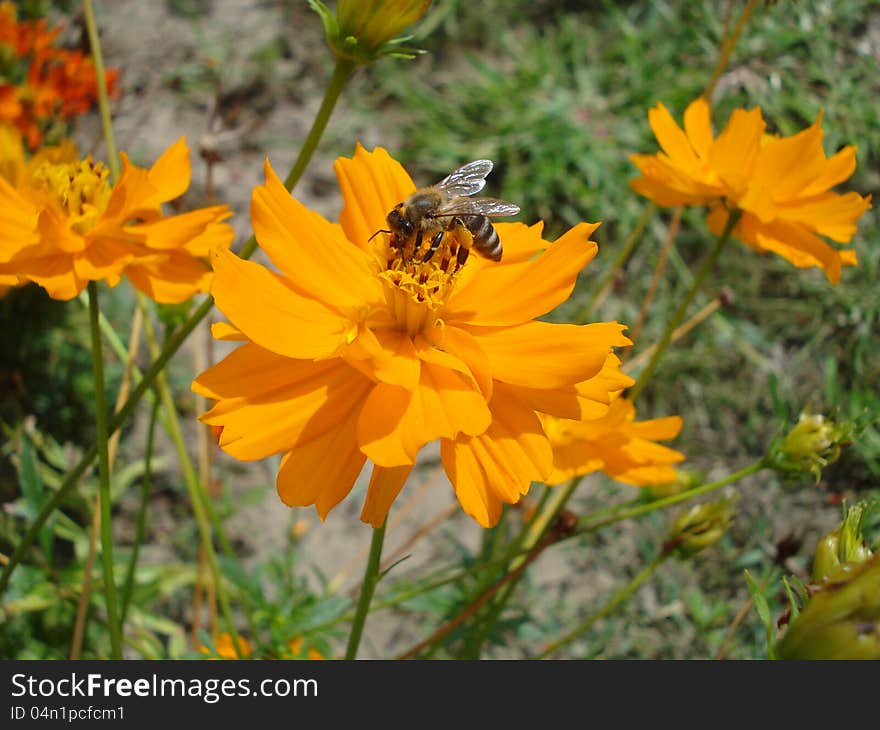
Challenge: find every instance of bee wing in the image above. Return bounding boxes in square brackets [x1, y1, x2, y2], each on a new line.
[435, 160, 495, 197]
[434, 197, 521, 218]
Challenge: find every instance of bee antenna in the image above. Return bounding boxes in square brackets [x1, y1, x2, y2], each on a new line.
[368, 229, 392, 242]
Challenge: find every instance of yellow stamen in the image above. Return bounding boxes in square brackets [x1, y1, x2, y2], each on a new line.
[373, 233, 463, 338]
[31, 157, 111, 234]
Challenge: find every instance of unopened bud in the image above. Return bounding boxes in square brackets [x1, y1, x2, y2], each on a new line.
[777, 555, 880, 660]
[768, 412, 855, 482]
[812, 501, 875, 583]
[310, 0, 431, 65]
[643, 469, 702, 500]
[663, 500, 732, 559]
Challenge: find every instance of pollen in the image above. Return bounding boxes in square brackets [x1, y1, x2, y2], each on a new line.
[374, 233, 460, 337]
[31, 157, 111, 234]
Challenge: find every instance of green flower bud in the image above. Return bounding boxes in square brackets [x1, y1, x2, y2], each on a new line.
[768, 412, 855, 482]
[812, 501, 875, 583]
[663, 500, 732, 559]
[309, 0, 431, 65]
[777, 555, 880, 660]
[643, 469, 702, 501]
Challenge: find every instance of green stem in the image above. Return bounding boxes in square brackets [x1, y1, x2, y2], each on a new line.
[120, 395, 159, 625]
[575, 459, 765, 536]
[138, 298, 245, 658]
[283, 59, 354, 190]
[345, 520, 387, 659]
[0, 55, 353, 596]
[628, 208, 741, 401]
[87, 282, 121, 659]
[463, 481, 579, 657]
[82, 0, 119, 181]
[537, 554, 668, 659]
[578, 203, 655, 322]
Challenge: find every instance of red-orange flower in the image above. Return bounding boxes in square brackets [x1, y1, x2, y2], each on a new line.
[0, 2, 118, 149]
[194, 145, 634, 527]
[0, 134, 233, 301]
[631, 98, 871, 283]
[542, 397, 685, 487]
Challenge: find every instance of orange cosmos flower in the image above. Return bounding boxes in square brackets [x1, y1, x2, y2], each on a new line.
[542, 397, 684, 487]
[0, 135, 233, 301]
[630, 98, 871, 283]
[194, 145, 633, 528]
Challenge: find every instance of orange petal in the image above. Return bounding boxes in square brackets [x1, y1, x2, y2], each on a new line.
[443, 222, 600, 327]
[683, 97, 713, 160]
[465, 320, 630, 389]
[356, 358, 491, 467]
[129, 205, 233, 251]
[441, 386, 550, 526]
[146, 136, 191, 205]
[252, 159, 382, 310]
[125, 250, 211, 303]
[752, 119, 828, 202]
[648, 102, 700, 169]
[276, 409, 367, 521]
[440, 439, 502, 528]
[360, 464, 413, 527]
[709, 107, 765, 196]
[210, 246, 351, 359]
[344, 325, 420, 388]
[195, 344, 372, 461]
[334, 143, 416, 250]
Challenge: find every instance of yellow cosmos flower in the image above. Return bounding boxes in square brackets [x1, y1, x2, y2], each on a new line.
[194, 145, 632, 528]
[0, 134, 233, 301]
[631, 98, 871, 283]
[542, 397, 684, 487]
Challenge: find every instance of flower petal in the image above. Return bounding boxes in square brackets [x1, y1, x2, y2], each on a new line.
[195, 344, 372, 461]
[252, 159, 382, 310]
[683, 97, 713, 160]
[466, 320, 631, 389]
[210, 246, 351, 359]
[335, 143, 416, 250]
[441, 385, 551, 527]
[360, 464, 413, 527]
[276, 408, 367, 521]
[357, 357, 491, 467]
[443, 222, 600, 327]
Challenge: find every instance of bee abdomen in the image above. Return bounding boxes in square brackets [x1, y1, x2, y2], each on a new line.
[466, 215, 502, 261]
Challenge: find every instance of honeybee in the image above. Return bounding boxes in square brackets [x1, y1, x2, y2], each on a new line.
[376, 160, 520, 270]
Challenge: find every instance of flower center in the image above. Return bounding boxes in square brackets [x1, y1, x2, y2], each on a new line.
[31, 157, 111, 234]
[374, 232, 463, 337]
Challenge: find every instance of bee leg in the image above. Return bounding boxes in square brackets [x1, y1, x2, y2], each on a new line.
[449, 217, 472, 272]
[412, 228, 424, 260]
[420, 230, 444, 263]
[455, 243, 470, 271]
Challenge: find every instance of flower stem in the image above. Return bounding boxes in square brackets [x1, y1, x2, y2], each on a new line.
[537, 554, 668, 659]
[703, 0, 759, 101]
[120, 395, 159, 625]
[82, 0, 119, 180]
[283, 59, 354, 191]
[138, 296, 245, 658]
[628, 208, 741, 401]
[575, 459, 765, 536]
[87, 281, 122, 659]
[0, 54, 357, 597]
[345, 520, 387, 659]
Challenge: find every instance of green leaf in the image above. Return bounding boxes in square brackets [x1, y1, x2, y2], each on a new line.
[744, 570, 776, 660]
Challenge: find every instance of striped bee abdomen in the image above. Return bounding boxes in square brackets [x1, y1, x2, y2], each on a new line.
[466, 215, 502, 261]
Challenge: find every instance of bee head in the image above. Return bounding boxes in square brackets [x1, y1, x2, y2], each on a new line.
[387, 204, 414, 238]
